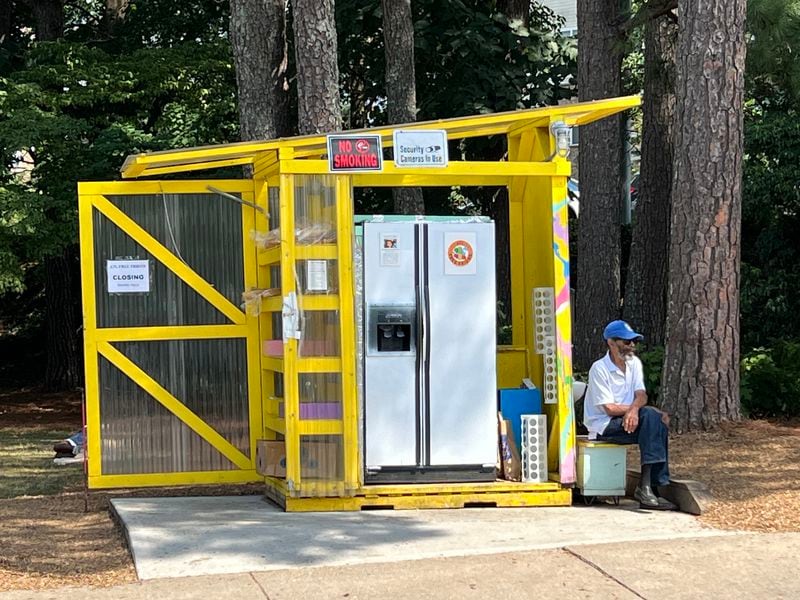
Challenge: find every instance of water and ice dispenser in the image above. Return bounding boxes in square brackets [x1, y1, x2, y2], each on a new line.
[366, 306, 416, 355]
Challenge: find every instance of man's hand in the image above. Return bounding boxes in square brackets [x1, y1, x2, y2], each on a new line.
[622, 407, 639, 433]
[658, 409, 670, 427]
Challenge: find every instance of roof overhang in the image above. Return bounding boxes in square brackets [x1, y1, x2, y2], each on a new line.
[120, 95, 641, 179]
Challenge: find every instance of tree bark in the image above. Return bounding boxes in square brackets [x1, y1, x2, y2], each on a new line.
[293, 0, 341, 134]
[44, 246, 81, 390]
[487, 187, 512, 337]
[382, 0, 423, 214]
[28, 0, 63, 41]
[661, 0, 746, 432]
[623, 13, 677, 347]
[102, 0, 129, 36]
[230, 0, 293, 140]
[0, 2, 13, 41]
[573, 0, 625, 370]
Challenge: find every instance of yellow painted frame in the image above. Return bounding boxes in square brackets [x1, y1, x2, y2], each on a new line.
[82, 95, 639, 506]
[78, 180, 263, 488]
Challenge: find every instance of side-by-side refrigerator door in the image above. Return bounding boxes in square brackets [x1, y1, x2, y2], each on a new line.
[424, 222, 497, 467]
[363, 222, 418, 470]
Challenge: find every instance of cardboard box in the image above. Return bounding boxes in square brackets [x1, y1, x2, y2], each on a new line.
[256, 440, 341, 479]
[257, 440, 286, 477]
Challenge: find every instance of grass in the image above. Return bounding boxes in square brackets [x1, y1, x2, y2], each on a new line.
[0, 429, 85, 499]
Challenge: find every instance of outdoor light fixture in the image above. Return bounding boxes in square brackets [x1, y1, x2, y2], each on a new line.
[550, 120, 572, 159]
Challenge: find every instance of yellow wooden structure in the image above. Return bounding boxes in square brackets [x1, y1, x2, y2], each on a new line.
[78, 95, 639, 510]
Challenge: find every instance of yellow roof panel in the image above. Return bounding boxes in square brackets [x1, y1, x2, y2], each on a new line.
[121, 95, 640, 178]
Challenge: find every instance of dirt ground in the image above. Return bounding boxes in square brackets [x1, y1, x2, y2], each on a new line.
[1, 388, 799, 592]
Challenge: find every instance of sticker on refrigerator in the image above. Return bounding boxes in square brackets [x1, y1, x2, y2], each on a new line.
[380, 234, 400, 266]
[305, 260, 328, 292]
[444, 233, 477, 275]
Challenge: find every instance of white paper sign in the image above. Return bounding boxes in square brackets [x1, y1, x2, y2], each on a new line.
[306, 260, 329, 292]
[443, 232, 477, 275]
[380, 233, 401, 266]
[393, 129, 448, 168]
[107, 260, 150, 293]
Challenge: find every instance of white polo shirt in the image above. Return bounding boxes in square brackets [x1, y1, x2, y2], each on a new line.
[584, 352, 646, 439]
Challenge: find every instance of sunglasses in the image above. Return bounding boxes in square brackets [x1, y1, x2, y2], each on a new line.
[612, 338, 636, 346]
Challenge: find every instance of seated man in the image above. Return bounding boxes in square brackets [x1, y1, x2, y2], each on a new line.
[584, 320, 676, 510]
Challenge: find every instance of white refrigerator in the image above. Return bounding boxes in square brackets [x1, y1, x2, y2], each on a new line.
[362, 218, 497, 483]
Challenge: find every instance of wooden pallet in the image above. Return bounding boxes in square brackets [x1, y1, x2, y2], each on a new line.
[264, 479, 572, 512]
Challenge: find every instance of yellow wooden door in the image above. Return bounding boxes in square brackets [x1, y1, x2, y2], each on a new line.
[78, 180, 262, 489]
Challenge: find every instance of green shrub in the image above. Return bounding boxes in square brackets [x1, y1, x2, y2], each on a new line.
[638, 346, 665, 406]
[741, 341, 800, 418]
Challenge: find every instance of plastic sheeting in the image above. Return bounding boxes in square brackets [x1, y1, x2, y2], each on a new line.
[292, 175, 345, 491]
[99, 339, 250, 474]
[93, 192, 250, 475]
[95, 193, 243, 328]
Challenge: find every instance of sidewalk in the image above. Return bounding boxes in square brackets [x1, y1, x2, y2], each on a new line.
[107, 496, 731, 580]
[2, 533, 799, 599]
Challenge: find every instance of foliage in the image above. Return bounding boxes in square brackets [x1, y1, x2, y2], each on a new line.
[337, 0, 576, 216]
[740, 341, 800, 418]
[336, 0, 575, 127]
[110, 0, 230, 49]
[413, 1, 575, 118]
[740, 102, 800, 350]
[0, 2, 240, 386]
[0, 0, 579, 387]
[746, 0, 800, 101]
[638, 345, 665, 406]
[0, 39, 238, 295]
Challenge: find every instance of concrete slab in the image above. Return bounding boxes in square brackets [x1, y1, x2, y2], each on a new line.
[568, 533, 800, 600]
[111, 495, 737, 580]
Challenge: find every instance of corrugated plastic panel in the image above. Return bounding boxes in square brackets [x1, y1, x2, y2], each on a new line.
[93, 192, 243, 328]
[99, 338, 249, 474]
[294, 175, 343, 492]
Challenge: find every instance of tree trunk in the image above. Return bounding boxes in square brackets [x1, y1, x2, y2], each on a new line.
[661, 0, 746, 432]
[573, 0, 624, 370]
[230, 0, 293, 140]
[29, 0, 82, 390]
[623, 13, 677, 347]
[0, 2, 13, 41]
[293, 0, 341, 134]
[29, 0, 64, 41]
[487, 187, 512, 338]
[102, 0, 129, 35]
[382, 0, 424, 214]
[44, 246, 81, 390]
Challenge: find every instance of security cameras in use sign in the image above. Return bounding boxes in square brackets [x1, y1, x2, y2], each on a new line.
[327, 134, 383, 172]
[393, 130, 448, 168]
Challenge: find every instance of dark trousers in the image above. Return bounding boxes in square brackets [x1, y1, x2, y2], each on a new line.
[597, 405, 670, 487]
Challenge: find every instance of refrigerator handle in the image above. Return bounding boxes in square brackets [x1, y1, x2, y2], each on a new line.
[415, 279, 424, 466]
[420, 223, 432, 466]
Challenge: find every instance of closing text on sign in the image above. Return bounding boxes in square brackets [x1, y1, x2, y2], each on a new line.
[106, 259, 151, 293]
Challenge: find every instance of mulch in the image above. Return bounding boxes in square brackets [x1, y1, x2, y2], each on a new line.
[668, 419, 800, 532]
[1, 388, 798, 591]
[0, 388, 82, 430]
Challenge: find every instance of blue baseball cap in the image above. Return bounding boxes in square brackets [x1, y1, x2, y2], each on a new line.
[603, 320, 644, 341]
